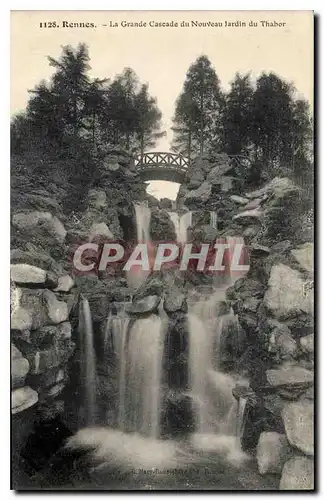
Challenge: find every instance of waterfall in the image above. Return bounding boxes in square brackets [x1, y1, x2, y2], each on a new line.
[210, 211, 217, 229]
[78, 298, 97, 426]
[134, 201, 151, 242]
[119, 315, 164, 438]
[127, 202, 152, 290]
[187, 236, 249, 437]
[168, 211, 192, 244]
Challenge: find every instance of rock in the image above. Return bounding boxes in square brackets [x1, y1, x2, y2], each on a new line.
[268, 323, 298, 361]
[264, 264, 314, 319]
[20, 193, 63, 216]
[256, 432, 293, 475]
[240, 198, 264, 212]
[230, 195, 249, 205]
[249, 244, 270, 258]
[54, 275, 75, 293]
[233, 209, 263, 223]
[41, 383, 66, 400]
[282, 401, 314, 455]
[11, 306, 33, 331]
[11, 345, 30, 389]
[164, 286, 187, 314]
[57, 322, 72, 340]
[280, 457, 314, 490]
[126, 295, 161, 315]
[12, 211, 66, 243]
[11, 246, 63, 275]
[159, 198, 173, 210]
[89, 222, 114, 241]
[243, 226, 260, 241]
[134, 277, 164, 301]
[31, 321, 72, 345]
[37, 400, 64, 421]
[291, 243, 314, 273]
[300, 334, 314, 356]
[187, 168, 205, 189]
[11, 264, 46, 284]
[19, 289, 68, 329]
[266, 366, 313, 388]
[27, 340, 75, 375]
[184, 181, 212, 204]
[12, 386, 38, 414]
[303, 386, 314, 400]
[107, 162, 121, 172]
[87, 189, 107, 209]
[10, 263, 57, 288]
[245, 177, 300, 202]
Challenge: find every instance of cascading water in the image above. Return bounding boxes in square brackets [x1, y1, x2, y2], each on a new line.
[186, 235, 249, 438]
[127, 202, 152, 290]
[168, 211, 192, 244]
[78, 298, 97, 426]
[119, 315, 165, 438]
[134, 201, 151, 242]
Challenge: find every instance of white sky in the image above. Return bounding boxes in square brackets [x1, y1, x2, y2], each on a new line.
[11, 10, 313, 200]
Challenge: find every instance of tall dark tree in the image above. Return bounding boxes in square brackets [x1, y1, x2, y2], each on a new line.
[134, 83, 165, 155]
[222, 73, 254, 155]
[250, 72, 294, 170]
[47, 43, 92, 142]
[172, 55, 224, 158]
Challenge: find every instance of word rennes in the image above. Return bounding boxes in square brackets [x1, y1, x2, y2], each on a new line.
[73, 242, 249, 273]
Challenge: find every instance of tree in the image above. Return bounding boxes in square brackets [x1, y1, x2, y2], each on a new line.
[134, 84, 165, 155]
[47, 43, 92, 142]
[172, 55, 224, 158]
[222, 73, 254, 155]
[249, 72, 294, 171]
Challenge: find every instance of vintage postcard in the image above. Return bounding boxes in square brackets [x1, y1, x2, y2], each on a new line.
[11, 10, 314, 491]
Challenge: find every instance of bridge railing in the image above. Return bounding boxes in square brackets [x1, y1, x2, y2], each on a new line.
[135, 152, 190, 172]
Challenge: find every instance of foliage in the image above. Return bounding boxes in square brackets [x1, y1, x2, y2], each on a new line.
[172, 59, 313, 189]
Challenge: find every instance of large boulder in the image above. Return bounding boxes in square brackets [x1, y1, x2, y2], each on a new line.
[54, 275, 75, 293]
[87, 189, 107, 210]
[266, 366, 313, 388]
[280, 457, 314, 490]
[89, 222, 114, 241]
[10, 264, 57, 288]
[11, 305, 33, 332]
[18, 289, 68, 329]
[282, 401, 314, 456]
[11, 246, 63, 275]
[267, 322, 298, 361]
[187, 168, 205, 189]
[11, 345, 30, 389]
[264, 264, 314, 319]
[164, 286, 187, 314]
[291, 243, 314, 273]
[256, 432, 293, 475]
[300, 334, 314, 357]
[12, 386, 38, 414]
[233, 208, 263, 224]
[184, 181, 212, 205]
[245, 177, 300, 203]
[126, 295, 161, 315]
[12, 211, 66, 244]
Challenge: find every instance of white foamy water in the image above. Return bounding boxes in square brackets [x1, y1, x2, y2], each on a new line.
[79, 298, 97, 426]
[66, 428, 182, 471]
[119, 315, 165, 438]
[168, 211, 192, 244]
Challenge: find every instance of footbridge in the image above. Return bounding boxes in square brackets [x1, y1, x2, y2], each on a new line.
[135, 152, 190, 183]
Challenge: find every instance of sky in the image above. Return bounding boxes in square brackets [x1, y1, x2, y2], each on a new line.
[11, 10, 313, 200]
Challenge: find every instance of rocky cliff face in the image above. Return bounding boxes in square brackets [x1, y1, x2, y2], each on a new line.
[10, 148, 151, 482]
[177, 153, 314, 490]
